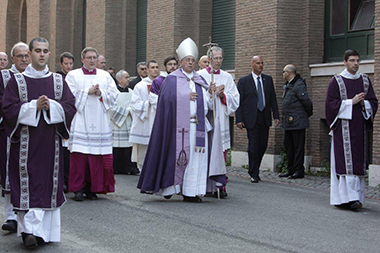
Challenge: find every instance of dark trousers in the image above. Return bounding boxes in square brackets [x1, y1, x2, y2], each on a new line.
[284, 129, 305, 175]
[247, 111, 269, 180]
[113, 147, 138, 174]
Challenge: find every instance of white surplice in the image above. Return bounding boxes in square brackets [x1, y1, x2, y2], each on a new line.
[109, 87, 133, 147]
[198, 68, 239, 151]
[17, 209, 61, 242]
[129, 77, 154, 168]
[66, 68, 118, 155]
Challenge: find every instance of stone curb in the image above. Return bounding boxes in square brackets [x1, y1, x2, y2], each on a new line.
[227, 166, 380, 201]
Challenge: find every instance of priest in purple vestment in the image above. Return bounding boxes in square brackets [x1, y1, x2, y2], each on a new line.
[325, 49, 377, 210]
[0, 42, 30, 233]
[138, 37, 227, 203]
[150, 56, 178, 96]
[2, 37, 76, 249]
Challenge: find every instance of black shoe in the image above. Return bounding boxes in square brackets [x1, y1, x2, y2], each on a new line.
[2, 220, 17, 233]
[63, 185, 68, 193]
[335, 203, 351, 209]
[164, 195, 172, 199]
[288, 172, 304, 179]
[183, 196, 202, 203]
[1, 220, 17, 233]
[279, 171, 294, 178]
[36, 236, 46, 245]
[350, 201, 362, 210]
[74, 191, 84, 201]
[129, 169, 140, 175]
[22, 233, 38, 249]
[85, 192, 98, 200]
[250, 177, 259, 183]
[214, 190, 228, 199]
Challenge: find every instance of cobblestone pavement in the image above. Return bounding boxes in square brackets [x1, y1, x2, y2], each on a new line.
[227, 166, 380, 201]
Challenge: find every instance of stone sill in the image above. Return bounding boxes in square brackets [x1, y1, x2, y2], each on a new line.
[309, 60, 374, 77]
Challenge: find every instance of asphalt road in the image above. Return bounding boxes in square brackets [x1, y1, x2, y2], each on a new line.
[1, 174, 380, 253]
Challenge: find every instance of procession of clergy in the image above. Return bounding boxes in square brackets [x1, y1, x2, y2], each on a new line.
[0, 35, 377, 249]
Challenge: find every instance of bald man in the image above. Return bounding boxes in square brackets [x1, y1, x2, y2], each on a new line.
[96, 54, 106, 70]
[279, 64, 313, 179]
[0, 52, 8, 70]
[198, 55, 209, 70]
[236, 55, 279, 183]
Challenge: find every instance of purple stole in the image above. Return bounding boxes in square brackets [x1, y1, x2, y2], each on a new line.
[174, 69, 206, 185]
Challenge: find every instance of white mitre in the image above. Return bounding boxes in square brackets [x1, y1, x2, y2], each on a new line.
[176, 37, 198, 60]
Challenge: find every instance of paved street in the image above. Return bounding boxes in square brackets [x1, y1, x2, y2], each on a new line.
[1, 167, 380, 253]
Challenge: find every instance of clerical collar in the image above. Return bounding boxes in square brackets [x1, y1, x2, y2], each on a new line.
[24, 64, 50, 77]
[160, 71, 168, 78]
[10, 64, 20, 74]
[82, 66, 97, 75]
[206, 66, 220, 74]
[180, 68, 194, 79]
[340, 69, 361, 80]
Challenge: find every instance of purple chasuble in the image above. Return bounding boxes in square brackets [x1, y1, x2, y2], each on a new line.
[0, 70, 14, 192]
[150, 75, 166, 95]
[137, 69, 208, 193]
[325, 75, 377, 175]
[2, 73, 76, 210]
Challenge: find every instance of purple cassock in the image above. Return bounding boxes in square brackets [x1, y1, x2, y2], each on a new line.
[137, 68, 225, 194]
[0, 69, 15, 192]
[325, 75, 378, 175]
[150, 75, 166, 96]
[2, 73, 76, 210]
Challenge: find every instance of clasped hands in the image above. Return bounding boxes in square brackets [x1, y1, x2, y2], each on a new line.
[37, 95, 49, 111]
[88, 84, 101, 96]
[352, 92, 365, 106]
[208, 82, 225, 98]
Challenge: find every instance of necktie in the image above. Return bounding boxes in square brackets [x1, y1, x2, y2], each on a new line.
[257, 76, 264, 111]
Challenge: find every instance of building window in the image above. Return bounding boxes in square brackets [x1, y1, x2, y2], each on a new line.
[212, 0, 236, 70]
[325, 0, 374, 62]
[136, 0, 147, 65]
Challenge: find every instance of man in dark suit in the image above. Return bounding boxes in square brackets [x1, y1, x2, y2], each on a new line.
[129, 61, 147, 89]
[236, 55, 279, 183]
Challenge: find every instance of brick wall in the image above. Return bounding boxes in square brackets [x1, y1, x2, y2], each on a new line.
[146, 0, 175, 70]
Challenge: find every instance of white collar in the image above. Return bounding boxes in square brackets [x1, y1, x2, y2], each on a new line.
[251, 71, 261, 80]
[340, 69, 361, 80]
[24, 64, 50, 77]
[181, 69, 194, 79]
[160, 71, 168, 78]
[10, 64, 20, 74]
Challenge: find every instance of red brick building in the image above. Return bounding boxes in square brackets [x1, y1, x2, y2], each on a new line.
[1, 0, 379, 184]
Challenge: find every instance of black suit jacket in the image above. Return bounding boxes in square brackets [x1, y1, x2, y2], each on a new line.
[129, 76, 142, 90]
[236, 73, 279, 129]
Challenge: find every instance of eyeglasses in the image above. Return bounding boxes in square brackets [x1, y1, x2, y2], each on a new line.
[139, 67, 147, 70]
[182, 58, 195, 63]
[282, 70, 287, 73]
[15, 54, 29, 59]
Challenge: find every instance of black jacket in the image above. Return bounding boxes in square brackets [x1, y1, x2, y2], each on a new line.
[129, 76, 142, 90]
[281, 74, 313, 130]
[236, 73, 279, 128]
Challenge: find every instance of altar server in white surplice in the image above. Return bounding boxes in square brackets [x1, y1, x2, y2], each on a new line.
[109, 70, 139, 175]
[198, 46, 239, 197]
[66, 47, 119, 201]
[129, 60, 159, 170]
